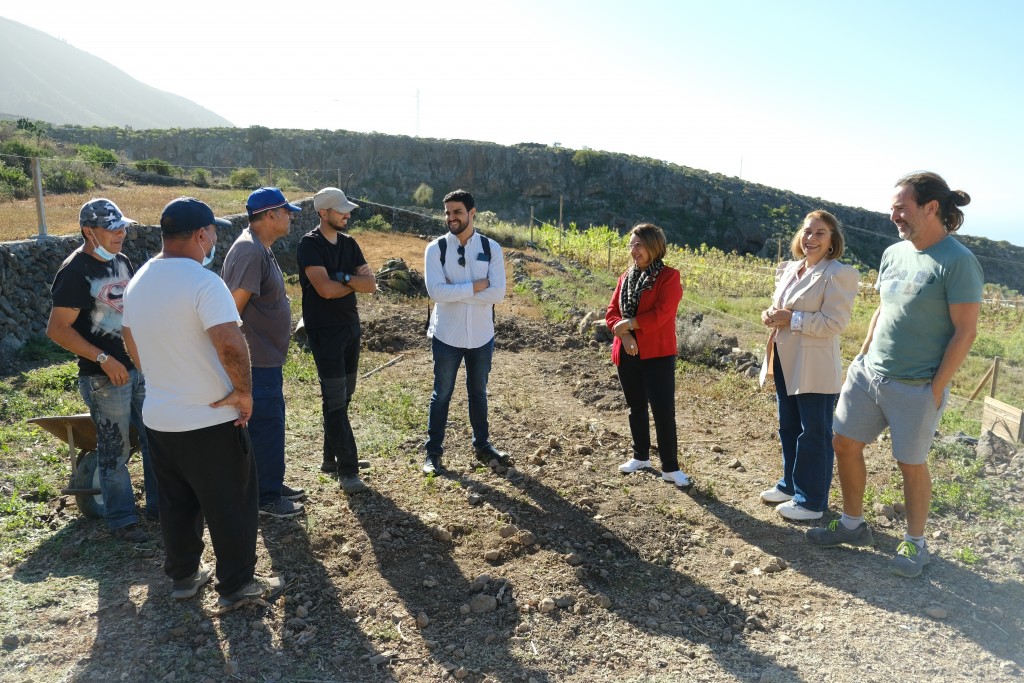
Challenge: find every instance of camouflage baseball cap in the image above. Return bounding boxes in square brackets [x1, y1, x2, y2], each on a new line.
[79, 198, 136, 230]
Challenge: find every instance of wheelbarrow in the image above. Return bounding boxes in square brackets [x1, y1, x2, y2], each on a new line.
[27, 414, 141, 519]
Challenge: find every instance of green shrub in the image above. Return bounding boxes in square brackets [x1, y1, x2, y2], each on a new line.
[412, 183, 434, 207]
[42, 158, 94, 193]
[0, 161, 32, 200]
[134, 158, 175, 176]
[191, 168, 211, 187]
[229, 167, 262, 189]
[0, 138, 46, 174]
[76, 144, 119, 168]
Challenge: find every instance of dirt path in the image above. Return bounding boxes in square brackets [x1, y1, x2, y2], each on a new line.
[1, 232, 1021, 683]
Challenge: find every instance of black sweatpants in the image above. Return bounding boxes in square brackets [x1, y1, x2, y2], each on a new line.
[616, 353, 680, 472]
[146, 420, 258, 597]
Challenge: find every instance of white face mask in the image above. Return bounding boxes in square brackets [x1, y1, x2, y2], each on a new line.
[87, 230, 117, 261]
[200, 229, 216, 267]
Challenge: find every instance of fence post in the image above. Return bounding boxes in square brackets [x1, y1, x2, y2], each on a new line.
[991, 356, 1001, 397]
[530, 205, 534, 243]
[559, 194, 563, 230]
[607, 237, 612, 271]
[32, 157, 47, 237]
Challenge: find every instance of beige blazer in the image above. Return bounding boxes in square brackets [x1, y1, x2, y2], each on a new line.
[763, 258, 859, 395]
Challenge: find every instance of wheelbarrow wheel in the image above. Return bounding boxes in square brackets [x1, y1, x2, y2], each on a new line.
[74, 450, 105, 519]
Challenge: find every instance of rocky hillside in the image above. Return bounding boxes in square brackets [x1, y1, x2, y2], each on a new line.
[47, 126, 1024, 293]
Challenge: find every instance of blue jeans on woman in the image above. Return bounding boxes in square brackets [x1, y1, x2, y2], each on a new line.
[772, 348, 837, 512]
[79, 368, 159, 529]
[425, 336, 494, 457]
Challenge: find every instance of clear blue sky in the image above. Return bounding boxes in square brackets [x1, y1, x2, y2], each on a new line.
[4, 1, 1021, 244]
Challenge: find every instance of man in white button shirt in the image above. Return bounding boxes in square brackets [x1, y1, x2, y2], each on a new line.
[422, 190, 508, 475]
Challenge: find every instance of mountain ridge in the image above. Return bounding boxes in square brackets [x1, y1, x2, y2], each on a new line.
[0, 17, 233, 129]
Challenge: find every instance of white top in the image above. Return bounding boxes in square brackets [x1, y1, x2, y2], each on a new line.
[424, 231, 506, 349]
[123, 258, 243, 432]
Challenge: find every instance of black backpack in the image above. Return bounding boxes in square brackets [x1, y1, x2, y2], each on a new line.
[426, 232, 495, 331]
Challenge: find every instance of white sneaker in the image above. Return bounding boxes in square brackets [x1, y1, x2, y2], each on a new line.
[775, 500, 823, 521]
[618, 458, 651, 473]
[760, 487, 794, 504]
[662, 470, 692, 488]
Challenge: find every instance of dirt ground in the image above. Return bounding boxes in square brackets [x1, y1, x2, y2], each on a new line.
[1, 232, 1022, 683]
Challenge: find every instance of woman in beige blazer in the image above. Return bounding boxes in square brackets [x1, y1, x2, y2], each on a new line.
[759, 210, 859, 521]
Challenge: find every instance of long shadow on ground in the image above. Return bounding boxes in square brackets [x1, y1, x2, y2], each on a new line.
[701, 497, 1024, 668]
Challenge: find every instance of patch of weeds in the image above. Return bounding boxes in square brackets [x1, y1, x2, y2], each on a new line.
[423, 472, 437, 492]
[928, 441, 1004, 519]
[367, 622, 400, 642]
[955, 546, 982, 564]
[12, 471, 59, 502]
[16, 336, 73, 364]
[939, 408, 981, 437]
[22, 362, 78, 394]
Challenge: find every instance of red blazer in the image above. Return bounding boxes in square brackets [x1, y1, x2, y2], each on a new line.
[606, 265, 683, 365]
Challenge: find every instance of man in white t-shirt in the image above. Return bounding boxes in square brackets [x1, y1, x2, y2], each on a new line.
[123, 197, 283, 607]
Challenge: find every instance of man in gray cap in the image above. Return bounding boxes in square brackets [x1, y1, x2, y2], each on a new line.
[47, 198, 158, 543]
[222, 187, 305, 519]
[123, 197, 283, 606]
[297, 188, 376, 494]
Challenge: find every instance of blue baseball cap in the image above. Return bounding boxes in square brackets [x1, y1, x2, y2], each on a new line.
[160, 197, 232, 233]
[246, 187, 302, 216]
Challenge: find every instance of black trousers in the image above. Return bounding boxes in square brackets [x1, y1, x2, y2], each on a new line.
[616, 353, 680, 472]
[146, 420, 258, 597]
[306, 324, 361, 476]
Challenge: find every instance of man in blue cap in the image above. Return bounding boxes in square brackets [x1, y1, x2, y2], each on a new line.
[47, 198, 158, 542]
[123, 197, 283, 606]
[222, 188, 305, 518]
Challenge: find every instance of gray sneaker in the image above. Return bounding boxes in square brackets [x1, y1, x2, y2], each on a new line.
[806, 519, 875, 547]
[890, 541, 930, 578]
[341, 475, 368, 494]
[170, 563, 213, 600]
[217, 576, 285, 608]
[259, 498, 305, 518]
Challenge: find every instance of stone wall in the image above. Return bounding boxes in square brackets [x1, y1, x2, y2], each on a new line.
[0, 197, 443, 354]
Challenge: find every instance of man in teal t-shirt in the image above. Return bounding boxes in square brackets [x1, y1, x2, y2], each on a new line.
[806, 172, 983, 579]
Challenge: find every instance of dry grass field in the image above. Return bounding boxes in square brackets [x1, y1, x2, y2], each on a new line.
[0, 186, 261, 241]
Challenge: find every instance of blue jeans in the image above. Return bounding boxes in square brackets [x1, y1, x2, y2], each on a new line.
[426, 336, 494, 456]
[79, 369, 158, 529]
[773, 348, 837, 512]
[249, 366, 286, 506]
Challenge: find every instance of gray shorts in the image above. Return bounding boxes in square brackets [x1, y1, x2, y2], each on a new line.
[833, 355, 948, 465]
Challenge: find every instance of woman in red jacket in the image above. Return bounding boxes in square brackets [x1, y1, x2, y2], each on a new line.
[606, 223, 690, 488]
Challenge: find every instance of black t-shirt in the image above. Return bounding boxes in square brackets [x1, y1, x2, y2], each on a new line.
[296, 227, 367, 328]
[50, 248, 136, 376]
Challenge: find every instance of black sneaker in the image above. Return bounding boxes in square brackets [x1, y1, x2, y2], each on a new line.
[217, 576, 285, 608]
[340, 475, 368, 494]
[258, 498, 305, 518]
[423, 454, 442, 475]
[281, 484, 306, 501]
[112, 524, 150, 543]
[170, 563, 213, 600]
[474, 444, 511, 467]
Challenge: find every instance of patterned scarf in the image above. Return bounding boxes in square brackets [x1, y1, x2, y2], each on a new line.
[620, 259, 664, 318]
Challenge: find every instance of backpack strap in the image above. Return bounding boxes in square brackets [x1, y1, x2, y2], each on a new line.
[438, 236, 447, 267]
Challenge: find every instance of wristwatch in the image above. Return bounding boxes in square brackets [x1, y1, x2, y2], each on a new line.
[96, 352, 109, 364]
[342, 273, 352, 285]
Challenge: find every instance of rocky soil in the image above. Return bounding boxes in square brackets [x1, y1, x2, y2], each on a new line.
[1, 233, 1021, 683]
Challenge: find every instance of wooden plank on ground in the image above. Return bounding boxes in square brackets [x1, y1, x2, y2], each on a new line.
[982, 396, 1024, 444]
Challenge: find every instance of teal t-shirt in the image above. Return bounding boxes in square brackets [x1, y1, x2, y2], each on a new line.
[866, 236, 983, 381]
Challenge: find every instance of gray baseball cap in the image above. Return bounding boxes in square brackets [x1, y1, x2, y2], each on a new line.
[79, 198, 136, 230]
